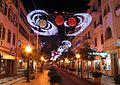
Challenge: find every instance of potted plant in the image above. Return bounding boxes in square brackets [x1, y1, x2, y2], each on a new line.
[114, 75, 120, 85]
[92, 71, 102, 84]
[48, 67, 61, 85]
[49, 73, 61, 85]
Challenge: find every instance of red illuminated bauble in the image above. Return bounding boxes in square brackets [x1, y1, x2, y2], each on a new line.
[55, 15, 64, 26]
[68, 17, 77, 27]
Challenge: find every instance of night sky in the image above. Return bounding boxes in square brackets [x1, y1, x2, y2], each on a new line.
[21, 0, 90, 56]
[22, 0, 90, 13]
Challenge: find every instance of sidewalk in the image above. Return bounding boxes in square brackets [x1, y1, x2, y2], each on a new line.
[62, 69, 116, 85]
[0, 71, 24, 85]
[12, 70, 50, 85]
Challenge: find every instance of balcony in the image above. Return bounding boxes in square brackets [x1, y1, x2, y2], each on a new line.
[115, 3, 120, 16]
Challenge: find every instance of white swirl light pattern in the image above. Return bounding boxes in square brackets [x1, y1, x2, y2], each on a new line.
[66, 13, 92, 36]
[27, 10, 58, 36]
[51, 40, 71, 61]
[27, 10, 92, 36]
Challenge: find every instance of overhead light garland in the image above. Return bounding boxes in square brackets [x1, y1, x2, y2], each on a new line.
[51, 40, 71, 61]
[27, 10, 92, 36]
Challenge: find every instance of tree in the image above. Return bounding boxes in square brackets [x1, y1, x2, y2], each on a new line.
[61, 50, 75, 59]
[79, 43, 95, 78]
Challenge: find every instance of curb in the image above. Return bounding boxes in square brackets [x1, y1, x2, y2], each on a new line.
[0, 77, 25, 85]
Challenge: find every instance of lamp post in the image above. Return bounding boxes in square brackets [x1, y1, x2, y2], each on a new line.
[76, 54, 80, 76]
[25, 45, 32, 82]
[40, 56, 44, 72]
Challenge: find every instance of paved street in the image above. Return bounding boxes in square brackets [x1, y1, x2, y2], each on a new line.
[12, 70, 50, 85]
[56, 68, 93, 85]
[12, 68, 93, 85]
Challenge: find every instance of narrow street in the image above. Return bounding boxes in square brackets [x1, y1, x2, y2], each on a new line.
[12, 68, 93, 85]
[12, 70, 50, 85]
[56, 67, 93, 85]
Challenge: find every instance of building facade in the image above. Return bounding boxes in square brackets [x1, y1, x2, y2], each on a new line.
[71, 0, 120, 77]
[0, 0, 36, 79]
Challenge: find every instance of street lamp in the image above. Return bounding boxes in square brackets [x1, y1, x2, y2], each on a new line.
[76, 54, 80, 76]
[41, 56, 44, 61]
[40, 56, 44, 72]
[25, 45, 32, 82]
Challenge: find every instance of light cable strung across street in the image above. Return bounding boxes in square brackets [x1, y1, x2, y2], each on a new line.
[27, 10, 92, 36]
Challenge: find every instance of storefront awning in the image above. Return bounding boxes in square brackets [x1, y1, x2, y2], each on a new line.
[0, 51, 15, 60]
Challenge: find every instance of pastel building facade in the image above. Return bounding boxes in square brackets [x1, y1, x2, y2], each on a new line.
[0, 0, 36, 79]
[71, 0, 120, 77]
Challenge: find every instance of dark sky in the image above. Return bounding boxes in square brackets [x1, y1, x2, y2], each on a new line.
[21, 0, 90, 13]
[21, 0, 90, 53]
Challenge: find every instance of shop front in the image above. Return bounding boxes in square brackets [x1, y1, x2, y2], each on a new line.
[92, 52, 113, 76]
[0, 51, 16, 79]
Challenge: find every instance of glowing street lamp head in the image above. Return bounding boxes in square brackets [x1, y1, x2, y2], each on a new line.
[76, 54, 80, 59]
[60, 60, 63, 63]
[41, 56, 44, 61]
[25, 45, 32, 53]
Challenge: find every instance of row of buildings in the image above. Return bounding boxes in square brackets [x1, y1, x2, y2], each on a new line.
[71, 0, 120, 77]
[0, 0, 38, 79]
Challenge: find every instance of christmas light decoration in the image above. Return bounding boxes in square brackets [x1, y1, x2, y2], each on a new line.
[27, 10, 58, 36]
[27, 10, 92, 36]
[51, 40, 71, 61]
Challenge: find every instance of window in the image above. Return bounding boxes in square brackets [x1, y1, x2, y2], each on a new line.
[8, 7, 14, 22]
[0, 0, 7, 15]
[85, 33, 87, 40]
[7, 30, 11, 43]
[99, 15, 102, 24]
[83, 36, 84, 42]
[8, 7, 18, 27]
[106, 4, 110, 13]
[12, 0, 18, 8]
[105, 27, 112, 40]
[94, 21, 96, 28]
[19, 24, 29, 40]
[104, 4, 110, 16]
[13, 14, 18, 27]
[0, 23, 5, 40]
[98, 0, 101, 6]
[12, 34, 15, 45]
[101, 34, 104, 44]
[95, 38, 97, 47]
[88, 31, 91, 39]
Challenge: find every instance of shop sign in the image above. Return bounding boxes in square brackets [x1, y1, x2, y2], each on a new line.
[88, 52, 108, 59]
